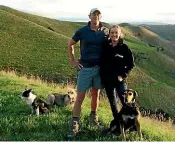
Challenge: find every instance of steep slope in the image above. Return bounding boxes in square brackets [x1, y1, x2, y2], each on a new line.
[0, 9, 76, 81]
[0, 6, 174, 116]
[142, 24, 175, 41]
[125, 39, 175, 115]
[0, 5, 83, 38]
[120, 23, 167, 46]
[120, 23, 175, 59]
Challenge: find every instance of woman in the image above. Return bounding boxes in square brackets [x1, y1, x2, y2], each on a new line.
[100, 25, 135, 119]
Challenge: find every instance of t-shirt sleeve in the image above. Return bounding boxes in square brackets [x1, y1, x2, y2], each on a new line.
[72, 29, 82, 42]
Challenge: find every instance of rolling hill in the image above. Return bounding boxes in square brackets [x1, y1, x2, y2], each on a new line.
[0, 5, 175, 141]
[0, 6, 84, 82]
[119, 23, 175, 59]
[142, 24, 175, 41]
[0, 6, 175, 117]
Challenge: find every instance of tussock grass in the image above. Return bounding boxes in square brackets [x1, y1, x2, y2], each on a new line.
[0, 71, 175, 141]
[140, 117, 175, 141]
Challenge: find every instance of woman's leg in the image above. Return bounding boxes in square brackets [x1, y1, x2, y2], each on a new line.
[104, 83, 119, 119]
[116, 80, 128, 105]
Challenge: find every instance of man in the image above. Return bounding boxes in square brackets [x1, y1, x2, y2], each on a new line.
[67, 8, 109, 138]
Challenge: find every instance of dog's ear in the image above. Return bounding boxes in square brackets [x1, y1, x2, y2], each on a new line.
[28, 88, 32, 92]
[133, 90, 138, 97]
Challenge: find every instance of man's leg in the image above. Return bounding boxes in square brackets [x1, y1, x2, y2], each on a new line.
[89, 66, 102, 126]
[73, 91, 86, 117]
[67, 67, 92, 138]
[89, 88, 100, 126]
[67, 91, 86, 138]
[73, 67, 93, 116]
[91, 88, 100, 112]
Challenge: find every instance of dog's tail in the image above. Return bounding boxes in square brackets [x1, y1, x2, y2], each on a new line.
[46, 94, 55, 107]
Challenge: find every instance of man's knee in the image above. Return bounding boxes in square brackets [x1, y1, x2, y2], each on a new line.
[76, 91, 86, 102]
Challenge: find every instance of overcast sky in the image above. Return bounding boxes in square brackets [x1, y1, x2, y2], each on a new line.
[1, 0, 175, 24]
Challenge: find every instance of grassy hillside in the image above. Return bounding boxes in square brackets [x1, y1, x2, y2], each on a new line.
[0, 5, 83, 38]
[0, 7, 81, 82]
[124, 38, 175, 115]
[125, 38, 175, 87]
[0, 71, 175, 141]
[142, 24, 175, 41]
[0, 6, 175, 115]
[120, 24, 175, 59]
[120, 23, 167, 47]
[0, 6, 175, 141]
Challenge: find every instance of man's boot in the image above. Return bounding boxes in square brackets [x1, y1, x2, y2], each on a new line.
[67, 117, 79, 138]
[89, 112, 100, 126]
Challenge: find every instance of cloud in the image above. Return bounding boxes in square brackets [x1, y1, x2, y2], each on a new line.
[1, 0, 175, 24]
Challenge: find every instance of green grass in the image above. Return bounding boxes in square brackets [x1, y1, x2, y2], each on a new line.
[0, 8, 80, 82]
[0, 71, 175, 141]
[124, 38, 175, 87]
[140, 117, 175, 141]
[125, 67, 175, 116]
[0, 6, 175, 139]
[0, 5, 83, 38]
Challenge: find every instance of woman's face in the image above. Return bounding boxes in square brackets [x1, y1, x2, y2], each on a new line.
[109, 27, 121, 41]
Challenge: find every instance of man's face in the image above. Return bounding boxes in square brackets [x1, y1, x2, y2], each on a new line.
[89, 11, 101, 25]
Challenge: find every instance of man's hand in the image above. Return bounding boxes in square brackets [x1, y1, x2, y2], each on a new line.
[70, 59, 83, 70]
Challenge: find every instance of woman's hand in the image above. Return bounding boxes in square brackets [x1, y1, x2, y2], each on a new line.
[118, 76, 123, 82]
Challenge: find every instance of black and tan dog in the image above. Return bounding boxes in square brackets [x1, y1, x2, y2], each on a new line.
[46, 88, 77, 107]
[109, 89, 143, 140]
[20, 89, 50, 116]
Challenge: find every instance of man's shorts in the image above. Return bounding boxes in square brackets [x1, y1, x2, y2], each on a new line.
[77, 66, 103, 91]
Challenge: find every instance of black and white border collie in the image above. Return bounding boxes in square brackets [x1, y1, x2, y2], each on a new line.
[19, 89, 50, 116]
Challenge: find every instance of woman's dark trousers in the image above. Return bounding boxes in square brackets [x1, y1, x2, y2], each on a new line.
[103, 77, 127, 119]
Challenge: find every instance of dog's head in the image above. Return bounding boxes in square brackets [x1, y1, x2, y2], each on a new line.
[123, 89, 138, 104]
[67, 88, 77, 103]
[20, 88, 32, 99]
[20, 89, 37, 104]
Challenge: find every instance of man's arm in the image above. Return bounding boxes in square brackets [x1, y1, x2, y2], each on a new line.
[68, 39, 83, 70]
[68, 39, 76, 62]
